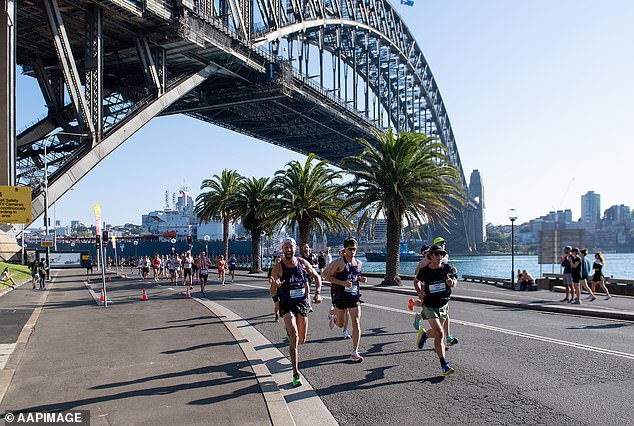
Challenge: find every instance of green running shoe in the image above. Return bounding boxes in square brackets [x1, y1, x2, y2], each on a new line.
[413, 313, 421, 330]
[292, 373, 303, 387]
[417, 328, 427, 349]
[446, 335, 459, 346]
[442, 363, 455, 376]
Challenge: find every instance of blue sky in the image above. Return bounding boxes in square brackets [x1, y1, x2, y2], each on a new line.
[18, 0, 634, 228]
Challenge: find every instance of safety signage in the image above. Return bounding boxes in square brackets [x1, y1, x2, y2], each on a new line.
[0, 186, 32, 224]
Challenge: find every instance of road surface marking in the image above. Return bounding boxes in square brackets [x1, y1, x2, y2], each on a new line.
[0, 344, 17, 370]
[235, 283, 634, 361]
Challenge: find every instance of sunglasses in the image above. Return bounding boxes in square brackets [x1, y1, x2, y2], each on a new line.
[430, 252, 443, 257]
[346, 247, 357, 251]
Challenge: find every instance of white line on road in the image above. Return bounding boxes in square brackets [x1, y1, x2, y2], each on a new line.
[0, 344, 17, 370]
[235, 283, 634, 361]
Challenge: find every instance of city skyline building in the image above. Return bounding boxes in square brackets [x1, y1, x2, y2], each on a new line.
[581, 191, 601, 225]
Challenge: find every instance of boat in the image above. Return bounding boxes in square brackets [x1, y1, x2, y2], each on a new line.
[364, 242, 423, 262]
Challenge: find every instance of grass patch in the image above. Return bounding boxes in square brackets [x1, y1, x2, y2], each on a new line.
[0, 262, 32, 290]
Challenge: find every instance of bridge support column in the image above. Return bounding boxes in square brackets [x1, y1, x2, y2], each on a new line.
[364, 33, 369, 119]
[85, 4, 103, 143]
[318, 29, 324, 88]
[134, 35, 162, 96]
[43, 0, 96, 143]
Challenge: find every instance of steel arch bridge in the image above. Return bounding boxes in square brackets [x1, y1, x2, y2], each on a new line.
[13, 0, 480, 250]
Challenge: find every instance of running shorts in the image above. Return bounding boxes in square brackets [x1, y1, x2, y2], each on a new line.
[183, 268, 192, 277]
[279, 301, 310, 317]
[421, 304, 449, 321]
[562, 273, 573, 285]
[333, 299, 360, 310]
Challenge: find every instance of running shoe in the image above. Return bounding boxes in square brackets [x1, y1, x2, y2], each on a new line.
[292, 373, 303, 387]
[417, 328, 427, 350]
[446, 335, 459, 346]
[350, 352, 364, 362]
[590, 296, 597, 301]
[442, 363, 455, 376]
[605, 295, 612, 300]
[343, 330, 352, 339]
[560, 297, 569, 302]
[585, 295, 594, 300]
[571, 300, 581, 305]
[413, 313, 421, 330]
[567, 298, 575, 303]
[328, 312, 336, 329]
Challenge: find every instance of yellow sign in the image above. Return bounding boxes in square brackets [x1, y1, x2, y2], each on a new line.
[0, 186, 32, 224]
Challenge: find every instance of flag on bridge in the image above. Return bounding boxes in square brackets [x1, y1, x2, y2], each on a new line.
[401, 0, 414, 6]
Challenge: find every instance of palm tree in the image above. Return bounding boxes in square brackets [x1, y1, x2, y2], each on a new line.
[342, 130, 465, 286]
[195, 169, 243, 260]
[271, 154, 351, 248]
[230, 177, 276, 273]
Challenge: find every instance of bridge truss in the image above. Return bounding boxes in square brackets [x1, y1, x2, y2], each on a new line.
[14, 0, 479, 250]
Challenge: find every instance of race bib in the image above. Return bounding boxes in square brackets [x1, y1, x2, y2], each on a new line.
[344, 283, 358, 293]
[290, 287, 306, 298]
[428, 282, 446, 293]
[199, 269, 208, 274]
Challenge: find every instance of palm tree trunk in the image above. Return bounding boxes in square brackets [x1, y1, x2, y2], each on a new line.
[223, 217, 230, 260]
[250, 229, 262, 273]
[298, 220, 311, 250]
[382, 210, 402, 286]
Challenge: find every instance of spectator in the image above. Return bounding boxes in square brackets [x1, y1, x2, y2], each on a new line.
[0, 267, 17, 287]
[519, 270, 534, 291]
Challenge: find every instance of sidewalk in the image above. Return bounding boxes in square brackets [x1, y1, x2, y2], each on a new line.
[0, 269, 275, 425]
[359, 275, 634, 321]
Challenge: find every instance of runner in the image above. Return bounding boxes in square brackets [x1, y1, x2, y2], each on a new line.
[85, 257, 93, 282]
[414, 244, 457, 376]
[182, 251, 194, 286]
[141, 256, 150, 282]
[217, 255, 227, 285]
[321, 238, 366, 361]
[173, 254, 182, 284]
[433, 237, 458, 346]
[166, 255, 175, 284]
[152, 253, 161, 283]
[411, 245, 431, 330]
[228, 253, 237, 282]
[198, 251, 210, 297]
[270, 238, 322, 386]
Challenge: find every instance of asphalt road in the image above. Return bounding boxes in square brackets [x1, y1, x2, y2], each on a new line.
[204, 274, 634, 426]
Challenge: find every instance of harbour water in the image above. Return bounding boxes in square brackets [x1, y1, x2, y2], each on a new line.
[359, 252, 634, 280]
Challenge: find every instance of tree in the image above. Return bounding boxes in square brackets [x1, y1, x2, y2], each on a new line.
[342, 130, 465, 286]
[195, 169, 243, 260]
[230, 177, 276, 273]
[271, 154, 350, 248]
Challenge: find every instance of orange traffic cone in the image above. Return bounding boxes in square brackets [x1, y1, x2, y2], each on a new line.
[141, 288, 148, 301]
[107, 273, 111, 282]
[100, 289, 105, 302]
[185, 287, 191, 298]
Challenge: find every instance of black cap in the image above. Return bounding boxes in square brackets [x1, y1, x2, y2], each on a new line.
[427, 244, 447, 256]
[420, 245, 431, 255]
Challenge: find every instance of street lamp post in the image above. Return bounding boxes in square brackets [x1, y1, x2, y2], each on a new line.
[171, 238, 176, 256]
[507, 209, 518, 289]
[204, 235, 210, 256]
[133, 240, 138, 259]
[43, 141, 50, 280]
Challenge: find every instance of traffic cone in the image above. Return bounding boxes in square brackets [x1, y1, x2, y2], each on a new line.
[141, 288, 148, 301]
[407, 298, 414, 311]
[185, 287, 191, 298]
[107, 273, 111, 282]
[100, 289, 105, 302]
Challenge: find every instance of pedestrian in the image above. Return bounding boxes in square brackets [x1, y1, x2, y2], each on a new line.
[591, 252, 611, 299]
[414, 244, 457, 376]
[228, 253, 237, 282]
[85, 257, 93, 281]
[569, 248, 582, 304]
[30, 259, 39, 289]
[560, 246, 574, 302]
[217, 255, 227, 285]
[269, 237, 323, 387]
[432, 237, 458, 346]
[0, 267, 17, 287]
[325, 247, 333, 266]
[37, 259, 47, 290]
[321, 238, 366, 362]
[580, 249, 596, 301]
[152, 253, 161, 283]
[519, 270, 535, 291]
[198, 251, 210, 297]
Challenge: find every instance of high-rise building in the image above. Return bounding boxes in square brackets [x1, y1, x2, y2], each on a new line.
[581, 191, 601, 225]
